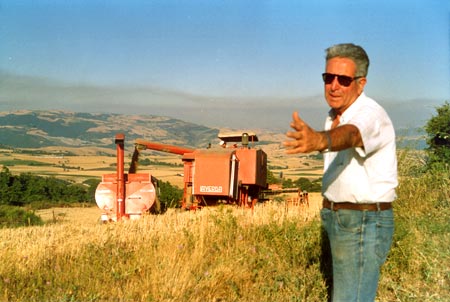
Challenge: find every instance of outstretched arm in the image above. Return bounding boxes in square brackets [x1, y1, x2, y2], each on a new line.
[283, 111, 363, 154]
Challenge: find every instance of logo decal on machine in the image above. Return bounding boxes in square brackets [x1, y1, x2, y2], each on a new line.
[200, 185, 223, 193]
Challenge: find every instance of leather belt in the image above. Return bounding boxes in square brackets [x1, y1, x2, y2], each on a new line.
[323, 198, 392, 211]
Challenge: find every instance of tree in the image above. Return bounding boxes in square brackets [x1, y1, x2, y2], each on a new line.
[0, 167, 13, 205]
[266, 169, 279, 185]
[83, 178, 101, 203]
[424, 101, 450, 170]
[158, 180, 183, 211]
[0, 167, 94, 207]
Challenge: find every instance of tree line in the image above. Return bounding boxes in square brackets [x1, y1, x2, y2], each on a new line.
[0, 166, 98, 208]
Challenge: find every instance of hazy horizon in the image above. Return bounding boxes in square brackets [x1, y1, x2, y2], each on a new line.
[0, 71, 443, 132]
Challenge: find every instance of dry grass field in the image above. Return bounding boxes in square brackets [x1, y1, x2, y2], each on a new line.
[0, 144, 449, 301]
[1, 199, 328, 302]
[34, 192, 323, 226]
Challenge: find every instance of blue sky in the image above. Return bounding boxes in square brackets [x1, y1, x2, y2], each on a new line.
[0, 0, 449, 130]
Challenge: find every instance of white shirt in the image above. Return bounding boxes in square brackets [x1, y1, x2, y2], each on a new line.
[322, 92, 398, 203]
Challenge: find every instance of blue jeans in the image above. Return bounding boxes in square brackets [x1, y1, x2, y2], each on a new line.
[320, 207, 394, 302]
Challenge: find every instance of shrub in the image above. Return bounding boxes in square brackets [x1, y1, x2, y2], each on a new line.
[0, 205, 43, 228]
[424, 101, 450, 170]
[158, 180, 183, 211]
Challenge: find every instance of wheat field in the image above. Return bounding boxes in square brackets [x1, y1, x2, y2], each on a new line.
[1, 197, 325, 302]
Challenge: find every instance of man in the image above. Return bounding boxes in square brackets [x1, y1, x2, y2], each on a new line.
[284, 43, 397, 302]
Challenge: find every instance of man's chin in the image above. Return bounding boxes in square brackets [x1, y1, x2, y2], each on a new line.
[326, 99, 342, 109]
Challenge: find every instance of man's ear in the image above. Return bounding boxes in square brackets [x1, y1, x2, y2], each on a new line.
[357, 77, 367, 93]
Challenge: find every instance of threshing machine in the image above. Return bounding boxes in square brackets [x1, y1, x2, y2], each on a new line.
[95, 132, 268, 221]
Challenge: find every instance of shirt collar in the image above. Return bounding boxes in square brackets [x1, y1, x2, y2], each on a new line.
[328, 92, 366, 124]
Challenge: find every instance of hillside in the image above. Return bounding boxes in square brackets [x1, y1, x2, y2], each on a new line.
[0, 110, 427, 152]
[0, 110, 226, 150]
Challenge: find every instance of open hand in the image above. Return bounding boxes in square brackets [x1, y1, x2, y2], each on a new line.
[283, 111, 322, 154]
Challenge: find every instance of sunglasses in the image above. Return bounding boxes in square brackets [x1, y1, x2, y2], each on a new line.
[322, 73, 362, 87]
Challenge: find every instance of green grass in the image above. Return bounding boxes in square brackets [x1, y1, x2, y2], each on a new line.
[378, 166, 450, 301]
[0, 205, 43, 228]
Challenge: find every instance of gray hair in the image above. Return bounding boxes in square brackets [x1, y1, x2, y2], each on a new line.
[325, 43, 370, 77]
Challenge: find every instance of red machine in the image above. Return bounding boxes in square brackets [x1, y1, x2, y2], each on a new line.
[95, 134, 162, 221]
[95, 132, 268, 220]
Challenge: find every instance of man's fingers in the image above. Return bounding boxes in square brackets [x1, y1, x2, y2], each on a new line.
[285, 130, 298, 139]
[284, 111, 312, 154]
[292, 111, 304, 123]
[284, 130, 304, 154]
[291, 111, 309, 131]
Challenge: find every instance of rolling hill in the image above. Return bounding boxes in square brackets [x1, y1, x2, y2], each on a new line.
[0, 110, 224, 150]
[0, 109, 426, 156]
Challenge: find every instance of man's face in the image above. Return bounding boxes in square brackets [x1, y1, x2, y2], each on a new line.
[324, 57, 366, 114]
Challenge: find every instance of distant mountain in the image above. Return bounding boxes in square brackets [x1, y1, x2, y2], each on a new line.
[0, 110, 427, 153]
[0, 110, 222, 150]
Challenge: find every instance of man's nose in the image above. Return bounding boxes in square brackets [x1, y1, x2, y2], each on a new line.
[331, 76, 340, 89]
